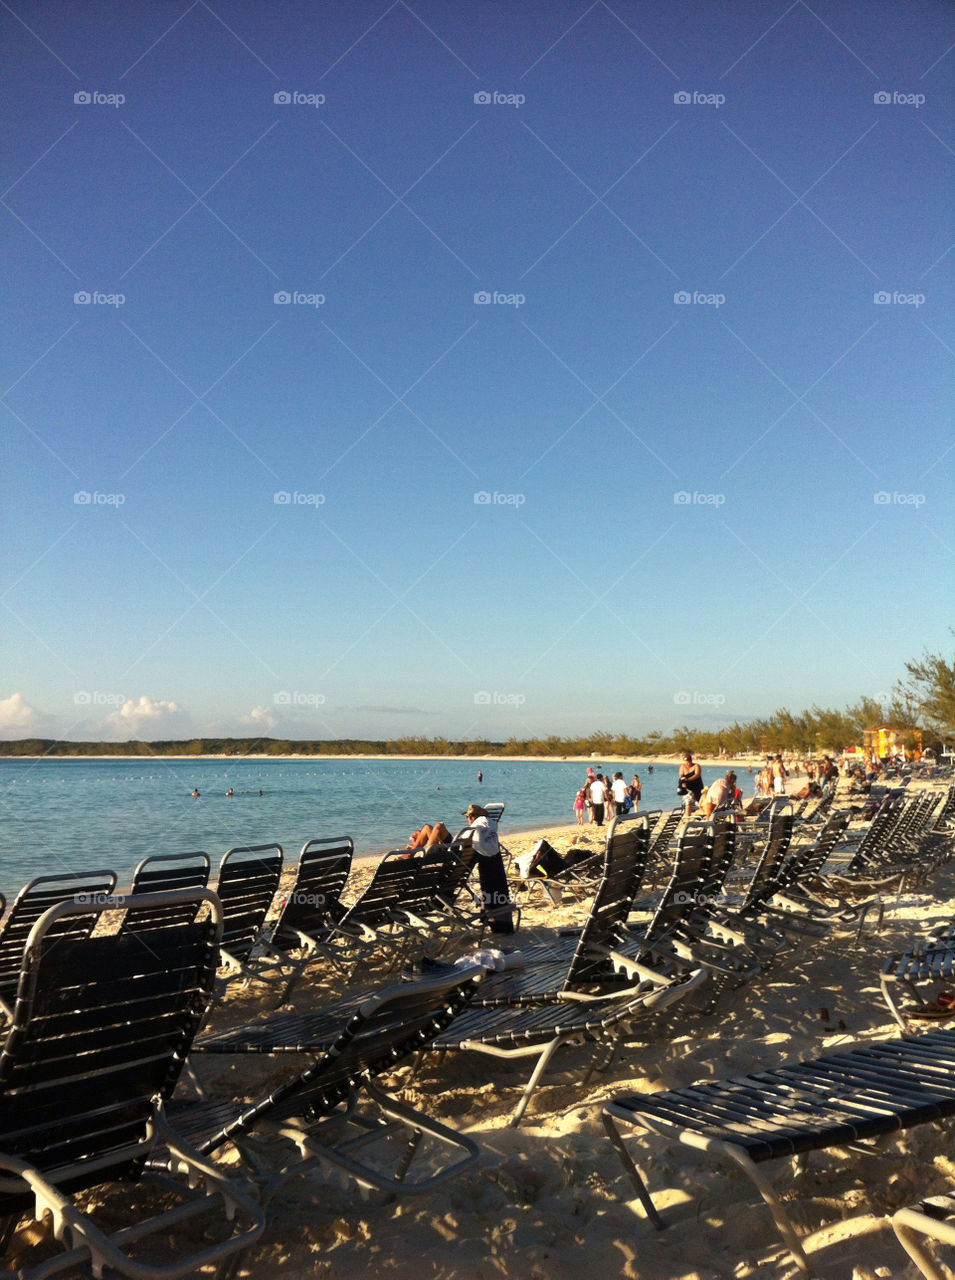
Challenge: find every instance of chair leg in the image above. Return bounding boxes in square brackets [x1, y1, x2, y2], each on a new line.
[508, 1037, 567, 1129]
[892, 1206, 955, 1280]
[601, 1111, 664, 1228]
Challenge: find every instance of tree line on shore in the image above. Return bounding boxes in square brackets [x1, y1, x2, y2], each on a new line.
[2, 642, 950, 759]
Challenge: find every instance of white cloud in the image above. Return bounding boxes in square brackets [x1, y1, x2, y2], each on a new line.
[240, 705, 277, 731]
[0, 692, 38, 736]
[107, 695, 189, 737]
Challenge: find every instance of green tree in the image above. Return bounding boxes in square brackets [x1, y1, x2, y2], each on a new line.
[895, 637, 955, 740]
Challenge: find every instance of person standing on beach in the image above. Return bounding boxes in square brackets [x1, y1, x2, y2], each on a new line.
[610, 771, 629, 816]
[461, 803, 514, 935]
[588, 773, 608, 826]
[771, 754, 788, 796]
[630, 773, 642, 806]
[574, 789, 586, 825]
[678, 752, 703, 816]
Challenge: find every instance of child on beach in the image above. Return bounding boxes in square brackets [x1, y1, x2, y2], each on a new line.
[574, 789, 586, 825]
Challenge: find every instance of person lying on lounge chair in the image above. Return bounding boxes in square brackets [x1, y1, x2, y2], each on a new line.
[406, 823, 453, 850]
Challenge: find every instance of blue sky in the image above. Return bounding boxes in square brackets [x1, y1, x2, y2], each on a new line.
[1, 0, 952, 742]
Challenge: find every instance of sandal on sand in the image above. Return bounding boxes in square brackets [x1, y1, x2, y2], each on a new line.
[907, 1002, 955, 1020]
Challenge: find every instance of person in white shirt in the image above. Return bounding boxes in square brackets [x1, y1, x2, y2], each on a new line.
[462, 803, 514, 935]
[588, 775, 608, 826]
[610, 771, 629, 816]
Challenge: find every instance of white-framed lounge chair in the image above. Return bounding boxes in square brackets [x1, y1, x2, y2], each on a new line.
[427, 967, 707, 1127]
[0, 890, 264, 1279]
[603, 1027, 955, 1276]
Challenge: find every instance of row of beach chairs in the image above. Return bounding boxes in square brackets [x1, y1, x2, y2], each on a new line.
[1, 780, 952, 1276]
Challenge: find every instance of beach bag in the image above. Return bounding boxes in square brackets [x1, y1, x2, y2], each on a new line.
[527, 838, 568, 878]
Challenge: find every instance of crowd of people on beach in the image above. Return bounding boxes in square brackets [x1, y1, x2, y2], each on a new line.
[574, 767, 642, 826]
[571, 749, 905, 825]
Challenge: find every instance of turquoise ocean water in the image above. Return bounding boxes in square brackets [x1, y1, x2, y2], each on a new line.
[0, 756, 728, 895]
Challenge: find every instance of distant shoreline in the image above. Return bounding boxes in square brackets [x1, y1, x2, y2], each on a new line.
[3, 752, 767, 766]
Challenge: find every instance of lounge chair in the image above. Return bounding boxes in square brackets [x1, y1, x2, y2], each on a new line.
[268, 836, 355, 981]
[882, 919, 955, 1027]
[172, 969, 485, 1203]
[428, 966, 707, 1126]
[0, 869, 116, 1019]
[332, 849, 452, 971]
[0, 890, 264, 1279]
[603, 1027, 955, 1276]
[452, 813, 656, 1007]
[214, 842, 292, 998]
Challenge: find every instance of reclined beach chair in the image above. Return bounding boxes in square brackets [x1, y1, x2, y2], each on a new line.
[603, 1026, 955, 1276]
[0, 890, 264, 1279]
[426, 967, 706, 1127]
[268, 836, 355, 984]
[609, 821, 761, 999]
[882, 918, 955, 1027]
[331, 849, 455, 971]
[214, 842, 293, 998]
[172, 969, 484, 1203]
[0, 869, 116, 1019]
[120, 849, 210, 932]
[453, 814, 656, 1007]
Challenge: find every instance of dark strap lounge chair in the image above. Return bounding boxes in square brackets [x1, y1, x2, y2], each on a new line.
[120, 849, 210, 932]
[0, 891, 264, 1279]
[268, 835, 355, 982]
[171, 969, 484, 1203]
[214, 842, 290, 996]
[0, 870, 116, 1018]
[603, 1027, 955, 1276]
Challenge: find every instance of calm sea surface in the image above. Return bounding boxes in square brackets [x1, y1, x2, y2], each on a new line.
[0, 757, 728, 895]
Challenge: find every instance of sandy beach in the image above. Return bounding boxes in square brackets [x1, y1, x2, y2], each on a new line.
[26, 778, 954, 1280]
